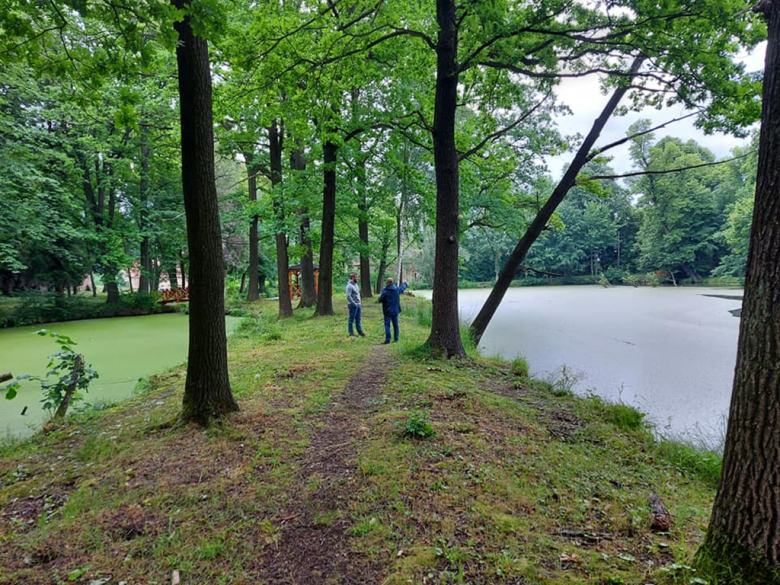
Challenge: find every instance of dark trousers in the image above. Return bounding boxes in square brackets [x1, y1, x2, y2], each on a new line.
[348, 304, 363, 335]
[384, 313, 399, 342]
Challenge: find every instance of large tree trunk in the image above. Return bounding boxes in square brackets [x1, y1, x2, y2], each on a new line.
[315, 139, 337, 316]
[245, 152, 261, 301]
[173, 0, 238, 425]
[138, 123, 152, 295]
[291, 147, 317, 308]
[270, 122, 293, 317]
[357, 158, 372, 298]
[701, 3, 780, 579]
[426, 0, 465, 358]
[469, 56, 644, 343]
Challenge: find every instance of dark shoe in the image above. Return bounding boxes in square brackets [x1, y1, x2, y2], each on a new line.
[393, 339, 399, 342]
[349, 334, 356, 337]
[359, 332, 366, 337]
[383, 340, 391, 345]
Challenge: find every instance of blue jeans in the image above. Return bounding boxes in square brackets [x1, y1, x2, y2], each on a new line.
[384, 313, 399, 342]
[348, 304, 363, 335]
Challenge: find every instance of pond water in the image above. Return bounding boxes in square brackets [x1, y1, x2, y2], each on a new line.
[420, 286, 742, 447]
[0, 314, 240, 439]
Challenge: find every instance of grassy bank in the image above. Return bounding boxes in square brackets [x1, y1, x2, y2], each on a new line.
[0, 297, 721, 584]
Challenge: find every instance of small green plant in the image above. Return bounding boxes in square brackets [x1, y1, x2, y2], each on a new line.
[511, 357, 529, 379]
[400, 410, 436, 440]
[4, 330, 99, 415]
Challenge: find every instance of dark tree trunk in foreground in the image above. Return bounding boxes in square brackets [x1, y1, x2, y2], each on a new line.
[173, 0, 238, 424]
[244, 152, 261, 301]
[426, 0, 465, 358]
[316, 139, 337, 316]
[270, 122, 293, 317]
[700, 3, 780, 579]
[291, 147, 317, 308]
[469, 56, 644, 343]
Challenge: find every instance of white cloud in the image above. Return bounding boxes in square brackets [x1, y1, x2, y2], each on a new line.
[546, 44, 766, 179]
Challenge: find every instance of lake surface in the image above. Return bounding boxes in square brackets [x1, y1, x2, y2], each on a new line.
[420, 286, 742, 446]
[0, 314, 239, 439]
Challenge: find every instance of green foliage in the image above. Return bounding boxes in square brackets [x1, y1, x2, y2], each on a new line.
[655, 441, 722, 487]
[10, 330, 99, 414]
[400, 410, 436, 440]
[0, 292, 173, 328]
[510, 357, 529, 379]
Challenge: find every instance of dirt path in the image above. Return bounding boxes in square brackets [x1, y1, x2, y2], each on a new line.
[255, 346, 396, 584]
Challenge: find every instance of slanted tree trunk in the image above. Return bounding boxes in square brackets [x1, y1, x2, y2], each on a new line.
[700, 3, 780, 579]
[291, 147, 317, 308]
[469, 56, 644, 343]
[90, 272, 97, 297]
[270, 122, 293, 317]
[316, 139, 337, 316]
[173, 0, 238, 425]
[244, 152, 261, 301]
[426, 0, 465, 358]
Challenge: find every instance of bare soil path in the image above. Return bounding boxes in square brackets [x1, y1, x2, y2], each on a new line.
[256, 345, 396, 584]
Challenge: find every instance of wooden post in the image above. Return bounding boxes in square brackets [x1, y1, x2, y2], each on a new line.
[54, 355, 83, 419]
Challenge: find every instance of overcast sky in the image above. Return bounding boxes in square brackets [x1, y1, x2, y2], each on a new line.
[546, 44, 767, 180]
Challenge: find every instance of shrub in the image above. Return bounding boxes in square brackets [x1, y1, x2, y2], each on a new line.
[511, 357, 529, 379]
[400, 410, 436, 440]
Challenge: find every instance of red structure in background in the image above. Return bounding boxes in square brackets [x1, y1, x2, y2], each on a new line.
[288, 265, 319, 300]
[160, 287, 190, 304]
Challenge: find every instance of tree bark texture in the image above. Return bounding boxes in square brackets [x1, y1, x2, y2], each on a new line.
[357, 157, 372, 298]
[138, 123, 152, 295]
[245, 152, 261, 301]
[469, 56, 644, 343]
[173, 0, 238, 424]
[316, 139, 337, 316]
[291, 148, 317, 308]
[270, 122, 293, 317]
[703, 2, 780, 577]
[426, 0, 465, 358]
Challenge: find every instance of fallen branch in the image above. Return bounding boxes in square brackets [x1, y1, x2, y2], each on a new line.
[0, 372, 12, 383]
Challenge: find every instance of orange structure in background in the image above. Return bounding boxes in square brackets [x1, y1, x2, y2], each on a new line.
[288, 265, 319, 300]
[160, 287, 189, 303]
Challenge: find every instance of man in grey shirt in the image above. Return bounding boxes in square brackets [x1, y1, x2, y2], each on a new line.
[346, 272, 365, 337]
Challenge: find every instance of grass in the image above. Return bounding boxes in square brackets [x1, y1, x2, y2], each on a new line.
[0, 296, 727, 584]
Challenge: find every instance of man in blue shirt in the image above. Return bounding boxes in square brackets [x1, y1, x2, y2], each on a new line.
[378, 278, 408, 344]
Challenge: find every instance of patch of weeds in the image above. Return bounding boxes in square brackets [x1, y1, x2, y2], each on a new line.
[545, 365, 584, 396]
[511, 356, 530, 379]
[261, 322, 283, 341]
[656, 440, 722, 486]
[233, 315, 263, 339]
[313, 509, 342, 527]
[227, 307, 250, 318]
[357, 456, 389, 477]
[399, 410, 436, 440]
[347, 516, 382, 536]
[586, 394, 648, 432]
[75, 436, 113, 463]
[414, 303, 432, 327]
